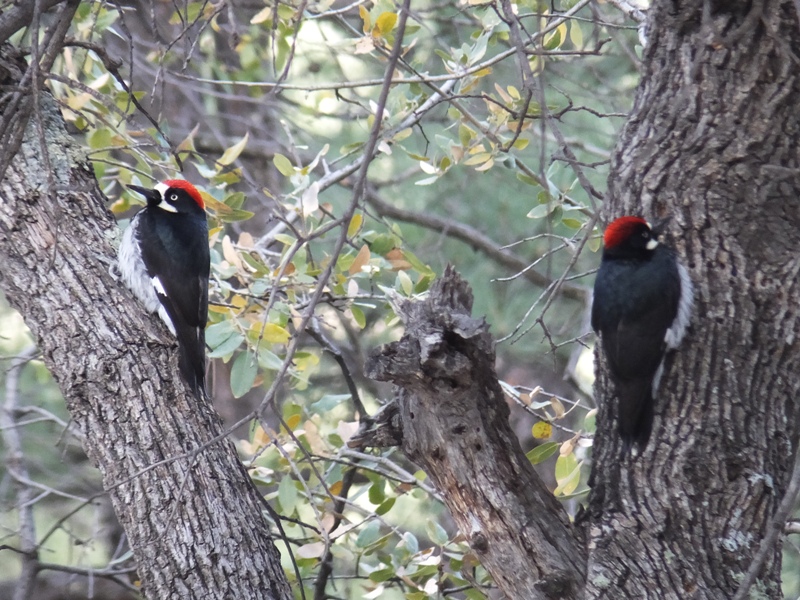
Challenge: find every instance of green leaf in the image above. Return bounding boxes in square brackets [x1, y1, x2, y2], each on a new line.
[278, 475, 299, 516]
[218, 132, 249, 166]
[273, 153, 295, 176]
[310, 394, 351, 414]
[376, 497, 395, 515]
[399, 531, 418, 554]
[230, 352, 258, 398]
[369, 567, 395, 583]
[355, 520, 381, 548]
[426, 520, 449, 546]
[527, 202, 557, 219]
[207, 332, 245, 358]
[258, 348, 285, 370]
[225, 191, 247, 209]
[584, 408, 597, 433]
[516, 172, 541, 187]
[526, 441, 559, 465]
[350, 305, 366, 329]
[218, 208, 255, 223]
[554, 453, 581, 496]
[206, 320, 236, 348]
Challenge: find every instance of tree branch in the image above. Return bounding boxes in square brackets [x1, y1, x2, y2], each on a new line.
[365, 188, 590, 302]
[355, 266, 586, 599]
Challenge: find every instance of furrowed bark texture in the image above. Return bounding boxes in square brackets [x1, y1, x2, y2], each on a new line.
[587, 2, 800, 598]
[0, 58, 292, 599]
[357, 267, 586, 599]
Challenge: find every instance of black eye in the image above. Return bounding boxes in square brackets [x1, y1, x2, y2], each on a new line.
[170, 193, 178, 201]
[642, 231, 650, 238]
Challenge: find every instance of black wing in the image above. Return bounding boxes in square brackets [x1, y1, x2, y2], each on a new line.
[139, 210, 210, 397]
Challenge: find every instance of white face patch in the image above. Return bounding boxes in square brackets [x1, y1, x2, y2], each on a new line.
[646, 239, 659, 250]
[151, 276, 167, 296]
[154, 182, 178, 213]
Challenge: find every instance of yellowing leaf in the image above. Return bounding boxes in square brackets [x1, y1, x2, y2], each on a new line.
[347, 213, 364, 238]
[231, 294, 248, 310]
[329, 480, 343, 497]
[494, 82, 512, 104]
[304, 419, 327, 454]
[218, 132, 249, 166]
[349, 244, 371, 275]
[359, 5, 370, 32]
[463, 152, 492, 166]
[397, 270, 412, 295]
[261, 323, 291, 344]
[273, 153, 295, 177]
[554, 454, 581, 496]
[250, 6, 272, 24]
[222, 235, 242, 269]
[544, 22, 567, 51]
[532, 421, 552, 439]
[286, 413, 302, 431]
[569, 21, 584, 49]
[253, 424, 273, 446]
[475, 157, 494, 172]
[550, 396, 566, 419]
[375, 12, 397, 35]
[393, 128, 413, 142]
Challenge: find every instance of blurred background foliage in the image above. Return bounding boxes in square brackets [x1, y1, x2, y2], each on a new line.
[1, 0, 797, 598]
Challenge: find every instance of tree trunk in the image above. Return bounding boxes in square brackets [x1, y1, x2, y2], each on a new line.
[0, 52, 292, 600]
[586, 1, 800, 598]
[354, 267, 586, 599]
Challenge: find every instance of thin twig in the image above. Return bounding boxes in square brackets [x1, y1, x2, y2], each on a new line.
[1, 346, 40, 600]
[731, 451, 800, 600]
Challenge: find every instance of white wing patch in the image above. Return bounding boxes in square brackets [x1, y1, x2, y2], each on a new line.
[118, 218, 160, 313]
[117, 215, 177, 335]
[151, 276, 167, 296]
[664, 261, 694, 349]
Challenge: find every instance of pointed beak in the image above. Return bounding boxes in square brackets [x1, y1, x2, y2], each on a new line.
[128, 185, 161, 204]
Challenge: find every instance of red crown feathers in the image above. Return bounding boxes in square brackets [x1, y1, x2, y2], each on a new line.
[603, 216, 649, 249]
[164, 179, 204, 210]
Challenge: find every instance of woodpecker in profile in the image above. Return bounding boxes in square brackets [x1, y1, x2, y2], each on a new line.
[591, 216, 693, 451]
[118, 179, 210, 398]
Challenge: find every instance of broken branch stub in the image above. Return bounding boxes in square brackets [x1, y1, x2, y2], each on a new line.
[357, 265, 585, 600]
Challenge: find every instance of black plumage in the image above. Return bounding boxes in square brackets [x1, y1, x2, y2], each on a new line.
[591, 217, 692, 451]
[122, 181, 209, 398]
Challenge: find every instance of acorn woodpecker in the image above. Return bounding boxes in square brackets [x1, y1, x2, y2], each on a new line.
[591, 216, 693, 451]
[118, 179, 210, 398]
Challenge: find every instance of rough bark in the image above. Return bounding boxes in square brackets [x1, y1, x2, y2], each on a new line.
[0, 55, 292, 599]
[354, 267, 586, 600]
[586, 1, 800, 598]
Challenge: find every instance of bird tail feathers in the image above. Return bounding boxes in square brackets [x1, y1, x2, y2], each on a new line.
[176, 325, 207, 399]
[616, 378, 654, 454]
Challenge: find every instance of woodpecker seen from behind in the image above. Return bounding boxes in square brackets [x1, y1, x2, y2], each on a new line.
[591, 216, 693, 451]
[118, 179, 210, 398]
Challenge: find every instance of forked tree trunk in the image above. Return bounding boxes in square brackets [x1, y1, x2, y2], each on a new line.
[0, 53, 292, 600]
[587, 1, 800, 598]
